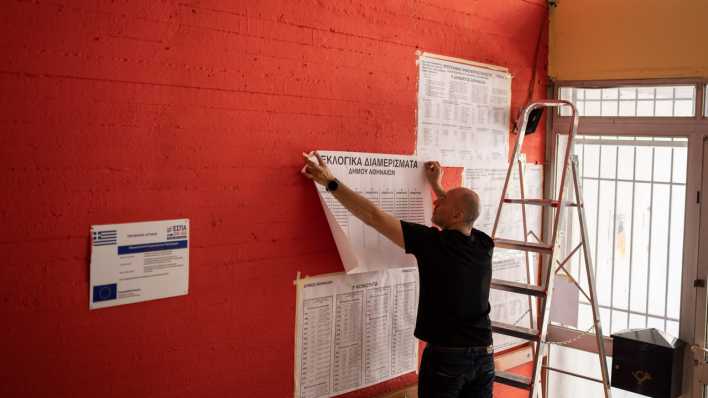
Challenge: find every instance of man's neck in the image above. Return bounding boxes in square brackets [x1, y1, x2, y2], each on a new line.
[443, 223, 472, 236]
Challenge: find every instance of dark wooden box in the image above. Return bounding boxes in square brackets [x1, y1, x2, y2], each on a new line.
[611, 328, 684, 398]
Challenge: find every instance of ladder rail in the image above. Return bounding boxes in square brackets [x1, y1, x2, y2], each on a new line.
[571, 156, 612, 396]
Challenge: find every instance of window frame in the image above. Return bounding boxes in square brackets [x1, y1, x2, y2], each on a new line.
[546, 78, 708, 397]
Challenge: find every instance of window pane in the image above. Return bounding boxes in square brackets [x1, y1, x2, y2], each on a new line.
[602, 88, 619, 99]
[599, 307, 611, 332]
[673, 147, 687, 183]
[655, 100, 673, 116]
[674, 85, 694, 99]
[612, 310, 628, 333]
[578, 303, 594, 330]
[601, 101, 618, 116]
[655, 86, 673, 99]
[583, 179, 599, 260]
[617, 146, 635, 180]
[653, 147, 672, 183]
[600, 145, 617, 179]
[667, 185, 685, 319]
[637, 100, 653, 116]
[667, 321, 679, 338]
[596, 180, 615, 307]
[583, 145, 600, 178]
[560, 87, 572, 100]
[585, 101, 601, 116]
[635, 147, 653, 181]
[576, 101, 585, 116]
[674, 100, 694, 117]
[612, 182, 634, 310]
[585, 89, 601, 100]
[619, 101, 636, 116]
[637, 87, 654, 99]
[630, 182, 651, 313]
[620, 87, 637, 99]
[648, 185, 670, 317]
[629, 313, 646, 328]
[647, 316, 665, 330]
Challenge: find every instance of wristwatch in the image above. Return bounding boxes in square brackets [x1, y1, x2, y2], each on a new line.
[326, 179, 339, 192]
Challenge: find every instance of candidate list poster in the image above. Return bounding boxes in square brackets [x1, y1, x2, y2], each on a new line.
[90, 219, 189, 309]
[313, 151, 433, 274]
[294, 268, 419, 398]
[464, 164, 544, 350]
[416, 54, 511, 167]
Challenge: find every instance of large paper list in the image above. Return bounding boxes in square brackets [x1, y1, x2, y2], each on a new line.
[464, 164, 544, 350]
[416, 55, 511, 167]
[315, 151, 433, 274]
[295, 268, 419, 398]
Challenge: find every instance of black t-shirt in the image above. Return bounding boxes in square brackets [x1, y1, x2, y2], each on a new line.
[401, 220, 494, 347]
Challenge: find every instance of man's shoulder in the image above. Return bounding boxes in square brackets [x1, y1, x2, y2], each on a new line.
[472, 229, 494, 249]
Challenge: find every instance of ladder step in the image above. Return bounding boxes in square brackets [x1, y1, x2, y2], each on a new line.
[495, 370, 532, 389]
[504, 198, 560, 207]
[491, 279, 547, 297]
[491, 321, 540, 341]
[494, 238, 553, 254]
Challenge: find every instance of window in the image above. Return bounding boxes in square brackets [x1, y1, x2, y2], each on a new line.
[551, 80, 708, 398]
[557, 136, 687, 338]
[558, 85, 696, 117]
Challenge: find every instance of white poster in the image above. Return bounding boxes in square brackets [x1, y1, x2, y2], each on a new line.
[89, 219, 189, 309]
[294, 268, 419, 398]
[464, 164, 543, 350]
[314, 151, 433, 274]
[416, 54, 511, 167]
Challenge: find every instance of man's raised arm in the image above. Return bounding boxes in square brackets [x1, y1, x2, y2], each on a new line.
[301, 151, 404, 248]
[424, 161, 446, 199]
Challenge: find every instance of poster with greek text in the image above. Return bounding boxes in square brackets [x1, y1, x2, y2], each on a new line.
[416, 54, 511, 167]
[313, 151, 433, 274]
[294, 268, 419, 398]
[464, 164, 543, 350]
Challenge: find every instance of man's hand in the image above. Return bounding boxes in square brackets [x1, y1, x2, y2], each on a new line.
[424, 161, 443, 186]
[301, 151, 336, 186]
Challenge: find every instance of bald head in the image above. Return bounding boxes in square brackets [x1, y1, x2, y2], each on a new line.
[448, 187, 481, 227]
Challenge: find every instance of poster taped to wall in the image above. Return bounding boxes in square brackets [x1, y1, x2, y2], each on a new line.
[312, 150, 433, 274]
[464, 164, 544, 350]
[89, 219, 189, 309]
[294, 268, 418, 398]
[416, 53, 511, 167]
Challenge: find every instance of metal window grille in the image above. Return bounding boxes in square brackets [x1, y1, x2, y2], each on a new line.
[561, 136, 687, 337]
[559, 86, 696, 117]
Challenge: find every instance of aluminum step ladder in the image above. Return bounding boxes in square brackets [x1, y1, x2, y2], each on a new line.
[490, 100, 611, 398]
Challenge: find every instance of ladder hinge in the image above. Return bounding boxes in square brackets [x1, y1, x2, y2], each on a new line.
[695, 279, 706, 288]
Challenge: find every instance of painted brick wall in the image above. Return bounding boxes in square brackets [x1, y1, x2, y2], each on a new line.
[0, 1, 548, 397]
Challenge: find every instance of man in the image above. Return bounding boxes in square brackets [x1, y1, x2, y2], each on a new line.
[301, 151, 495, 398]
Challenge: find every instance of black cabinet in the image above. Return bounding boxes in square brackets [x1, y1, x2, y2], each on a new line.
[611, 328, 684, 398]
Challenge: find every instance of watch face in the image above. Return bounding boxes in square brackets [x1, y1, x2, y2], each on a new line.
[327, 179, 338, 192]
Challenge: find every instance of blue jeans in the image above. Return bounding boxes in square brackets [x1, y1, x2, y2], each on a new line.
[418, 344, 495, 398]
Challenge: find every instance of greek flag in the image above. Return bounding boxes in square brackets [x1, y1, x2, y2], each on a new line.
[92, 229, 117, 246]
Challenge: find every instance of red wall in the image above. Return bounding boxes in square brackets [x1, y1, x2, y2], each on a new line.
[0, 1, 548, 397]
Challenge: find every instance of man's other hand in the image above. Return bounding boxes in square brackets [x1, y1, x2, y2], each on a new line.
[424, 161, 443, 186]
[301, 151, 336, 186]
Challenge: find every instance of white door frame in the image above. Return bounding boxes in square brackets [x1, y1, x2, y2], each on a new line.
[691, 136, 708, 398]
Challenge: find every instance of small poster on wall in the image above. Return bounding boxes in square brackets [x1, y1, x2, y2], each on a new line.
[89, 219, 189, 309]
